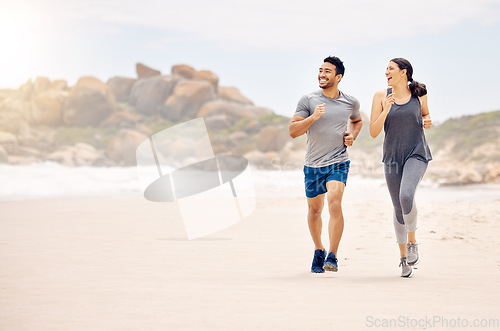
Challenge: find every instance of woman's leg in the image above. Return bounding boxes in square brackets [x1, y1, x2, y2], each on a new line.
[399, 158, 428, 235]
[384, 163, 407, 247]
[400, 158, 428, 265]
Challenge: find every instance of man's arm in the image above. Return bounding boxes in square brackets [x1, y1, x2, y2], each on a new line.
[344, 116, 363, 146]
[289, 103, 325, 138]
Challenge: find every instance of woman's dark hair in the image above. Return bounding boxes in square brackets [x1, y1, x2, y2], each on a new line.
[324, 56, 345, 77]
[390, 57, 427, 97]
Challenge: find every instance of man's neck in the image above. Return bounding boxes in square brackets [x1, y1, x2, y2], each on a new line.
[321, 87, 340, 99]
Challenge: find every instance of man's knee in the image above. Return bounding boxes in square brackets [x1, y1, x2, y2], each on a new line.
[308, 204, 323, 217]
[327, 197, 342, 214]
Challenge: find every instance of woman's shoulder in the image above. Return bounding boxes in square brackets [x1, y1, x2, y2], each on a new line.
[373, 89, 389, 98]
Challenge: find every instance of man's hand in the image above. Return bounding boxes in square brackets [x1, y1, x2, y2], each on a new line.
[344, 131, 354, 146]
[311, 103, 326, 120]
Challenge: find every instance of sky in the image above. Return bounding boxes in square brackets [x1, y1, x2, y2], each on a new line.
[1, 0, 499, 122]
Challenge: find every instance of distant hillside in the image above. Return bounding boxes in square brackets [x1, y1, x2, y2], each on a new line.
[1, 62, 498, 184]
[350, 110, 500, 184]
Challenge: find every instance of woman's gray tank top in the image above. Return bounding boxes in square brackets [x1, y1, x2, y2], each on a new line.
[382, 88, 432, 165]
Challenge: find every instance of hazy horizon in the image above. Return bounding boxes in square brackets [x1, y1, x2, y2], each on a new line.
[1, 0, 499, 122]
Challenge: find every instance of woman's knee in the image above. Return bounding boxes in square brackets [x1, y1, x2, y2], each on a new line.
[399, 191, 414, 214]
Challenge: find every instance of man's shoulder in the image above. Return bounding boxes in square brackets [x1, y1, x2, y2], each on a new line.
[339, 91, 359, 104]
[301, 90, 323, 100]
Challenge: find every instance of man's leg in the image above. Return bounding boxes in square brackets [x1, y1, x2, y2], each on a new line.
[307, 194, 325, 250]
[326, 180, 345, 256]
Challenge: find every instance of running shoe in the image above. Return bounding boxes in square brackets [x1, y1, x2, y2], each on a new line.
[311, 249, 326, 273]
[323, 252, 338, 272]
[407, 242, 419, 265]
[399, 257, 413, 278]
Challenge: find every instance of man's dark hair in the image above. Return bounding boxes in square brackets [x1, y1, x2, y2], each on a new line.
[324, 56, 345, 77]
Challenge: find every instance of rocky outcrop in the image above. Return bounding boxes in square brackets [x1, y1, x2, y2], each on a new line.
[198, 100, 273, 129]
[0, 131, 18, 154]
[31, 90, 68, 126]
[162, 80, 216, 122]
[130, 75, 179, 115]
[171, 64, 219, 89]
[257, 125, 290, 153]
[217, 86, 253, 105]
[107, 129, 148, 166]
[63, 77, 116, 126]
[107, 76, 136, 103]
[46, 143, 105, 167]
[0, 145, 8, 163]
[136, 63, 161, 79]
[3, 62, 498, 186]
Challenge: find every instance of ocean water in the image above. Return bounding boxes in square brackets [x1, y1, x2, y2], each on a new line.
[0, 162, 499, 202]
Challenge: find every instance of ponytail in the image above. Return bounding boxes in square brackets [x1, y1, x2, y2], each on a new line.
[409, 79, 427, 97]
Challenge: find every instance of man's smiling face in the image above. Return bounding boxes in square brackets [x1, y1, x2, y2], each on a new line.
[318, 62, 340, 89]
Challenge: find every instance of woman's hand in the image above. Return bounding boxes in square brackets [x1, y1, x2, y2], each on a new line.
[384, 92, 395, 111]
[423, 117, 432, 129]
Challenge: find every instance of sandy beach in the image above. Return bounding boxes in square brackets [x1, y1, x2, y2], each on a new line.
[1, 196, 499, 330]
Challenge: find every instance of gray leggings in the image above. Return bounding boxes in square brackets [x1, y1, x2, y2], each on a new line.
[384, 158, 428, 244]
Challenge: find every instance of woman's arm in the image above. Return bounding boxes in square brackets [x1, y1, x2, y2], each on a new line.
[369, 89, 394, 138]
[419, 95, 432, 129]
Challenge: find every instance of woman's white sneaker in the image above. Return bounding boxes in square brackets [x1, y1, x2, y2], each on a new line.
[407, 242, 419, 265]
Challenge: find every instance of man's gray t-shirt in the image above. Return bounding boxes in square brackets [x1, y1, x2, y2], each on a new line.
[294, 90, 360, 168]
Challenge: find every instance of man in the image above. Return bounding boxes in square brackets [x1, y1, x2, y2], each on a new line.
[289, 56, 363, 273]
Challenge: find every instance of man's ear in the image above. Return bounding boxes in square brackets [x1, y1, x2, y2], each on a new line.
[336, 74, 343, 83]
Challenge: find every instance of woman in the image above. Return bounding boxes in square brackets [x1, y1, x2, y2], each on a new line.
[370, 58, 432, 278]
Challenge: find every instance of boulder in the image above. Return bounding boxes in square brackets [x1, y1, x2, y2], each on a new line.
[6, 155, 39, 165]
[218, 86, 253, 105]
[101, 111, 142, 128]
[0, 131, 18, 154]
[16, 146, 42, 158]
[229, 131, 249, 145]
[0, 145, 8, 163]
[51, 80, 68, 90]
[204, 114, 232, 131]
[244, 150, 270, 169]
[46, 148, 75, 167]
[18, 79, 33, 100]
[0, 98, 32, 131]
[171, 64, 197, 80]
[488, 165, 500, 182]
[33, 77, 51, 94]
[241, 119, 261, 134]
[130, 75, 179, 115]
[73, 143, 105, 166]
[171, 64, 219, 89]
[107, 129, 148, 166]
[63, 77, 116, 126]
[136, 63, 161, 79]
[198, 100, 272, 126]
[162, 80, 216, 122]
[107, 76, 136, 103]
[31, 90, 68, 126]
[257, 125, 290, 153]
